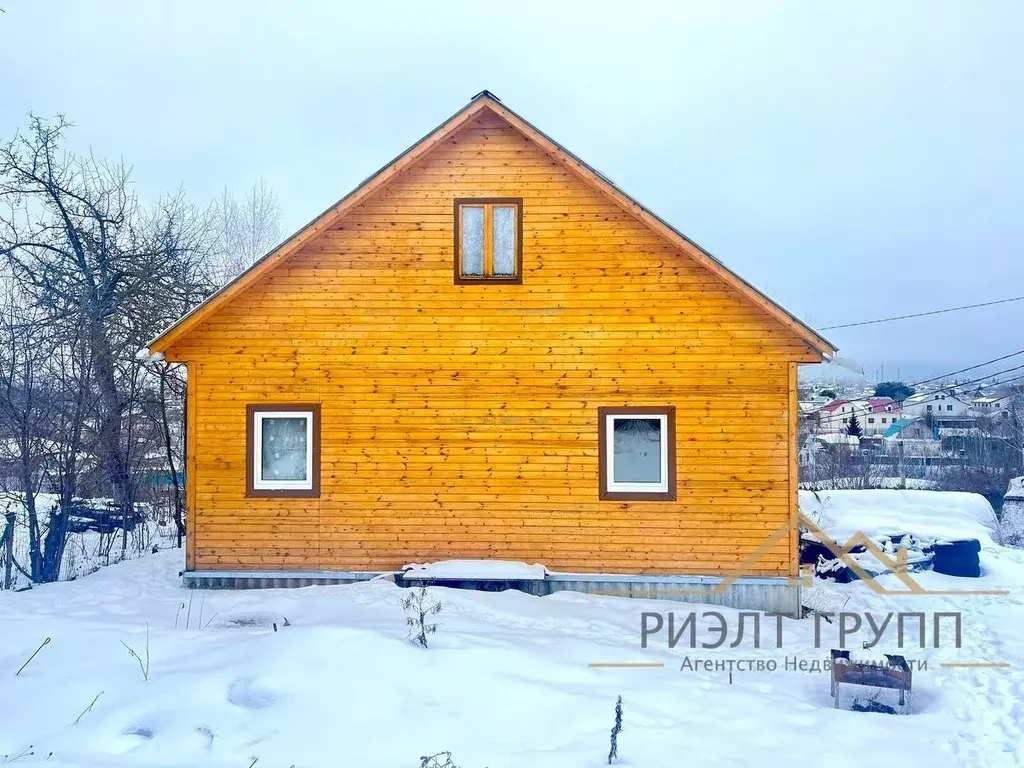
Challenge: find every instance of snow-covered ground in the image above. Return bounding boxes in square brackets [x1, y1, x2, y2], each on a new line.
[1, 494, 176, 586]
[2, 493, 1023, 767]
[800, 489, 1001, 544]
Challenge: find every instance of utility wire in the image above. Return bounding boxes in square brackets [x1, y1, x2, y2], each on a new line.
[908, 348, 1024, 389]
[820, 347, 1024, 395]
[819, 294, 1024, 331]
[817, 350, 1024, 409]
[919, 363, 1024, 394]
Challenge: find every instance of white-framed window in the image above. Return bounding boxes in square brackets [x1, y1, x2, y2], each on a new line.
[247, 405, 320, 497]
[598, 407, 675, 500]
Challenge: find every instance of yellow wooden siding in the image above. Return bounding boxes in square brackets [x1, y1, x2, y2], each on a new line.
[169, 111, 818, 575]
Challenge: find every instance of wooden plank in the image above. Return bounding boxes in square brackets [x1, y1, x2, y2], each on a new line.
[788, 361, 800, 579]
[169, 103, 825, 576]
[185, 365, 197, 570]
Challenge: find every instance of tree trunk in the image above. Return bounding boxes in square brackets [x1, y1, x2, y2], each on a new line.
[17, 427, 43, 582]
[3, 513, 15, 589]
[159, 367, 184, 548]
[38, 506, 70, 582]
[89, 316, 133, 523]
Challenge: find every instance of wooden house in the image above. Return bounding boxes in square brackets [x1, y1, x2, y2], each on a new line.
[147, 91, 836, 613]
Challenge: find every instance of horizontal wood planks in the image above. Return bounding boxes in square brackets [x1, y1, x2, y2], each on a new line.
[170, 110, 815, 576]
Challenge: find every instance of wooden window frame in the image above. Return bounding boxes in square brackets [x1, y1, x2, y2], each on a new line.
[246, 404, 321, 498]
[453, 198, 524, 284]
[598, 406, 676, 501]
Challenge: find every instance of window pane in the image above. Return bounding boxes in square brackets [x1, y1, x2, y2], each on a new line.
[613, 418, 662, 483]
[492, 205, 516, 276]
[460, 206, 484, 275]
[261, 417, 308, 481]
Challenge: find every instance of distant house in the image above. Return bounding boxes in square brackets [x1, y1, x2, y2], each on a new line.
[816, 397, 900, 435]
[816, 399, 865, 433]
[144, 91, 836, 614]
[862, 398, 901, 436]
[969, 394, 1013, 419]
[798, 434, 838, 467]
[886, 420, 936, 441]
[902, 390, 970, 420]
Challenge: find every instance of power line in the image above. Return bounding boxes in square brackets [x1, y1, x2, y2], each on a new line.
[909, 348, 1024, 389]
[815, 350, 1024, 411]
[925, 363, 1024, 394]
[823, 348, 1024, 396]
[951, 370, 1024, 394]
[820, 294, 1024, 331]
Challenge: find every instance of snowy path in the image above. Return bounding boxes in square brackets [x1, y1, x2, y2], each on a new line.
[822, 542, 1024, 767]
[1, 548, 1023, 767]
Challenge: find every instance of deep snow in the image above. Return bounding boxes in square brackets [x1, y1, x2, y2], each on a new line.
[800, 489, 1001, 545]
[1, 495, 1023, 767]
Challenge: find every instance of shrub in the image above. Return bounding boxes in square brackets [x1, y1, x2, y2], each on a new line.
[402, 586, 442, 649]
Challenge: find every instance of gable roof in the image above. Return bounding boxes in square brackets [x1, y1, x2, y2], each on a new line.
[820, 398, 851, 413]
[867, 397, 898, 413]
[147, 90, 837, 356]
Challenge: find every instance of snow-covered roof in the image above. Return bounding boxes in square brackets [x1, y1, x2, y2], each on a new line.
[970, 395, 1010, 406]
[813, 433, 861, 445]
[820, 399, 852, 413]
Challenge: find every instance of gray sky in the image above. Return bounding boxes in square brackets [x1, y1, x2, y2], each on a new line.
[2, 1, 1021, 382]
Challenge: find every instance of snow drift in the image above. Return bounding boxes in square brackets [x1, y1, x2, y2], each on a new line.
[402, 560, 548, 580]
[799, 489, 999, 545]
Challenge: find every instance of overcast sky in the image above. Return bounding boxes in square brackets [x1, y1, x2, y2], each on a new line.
[2, 1, 1021, 382]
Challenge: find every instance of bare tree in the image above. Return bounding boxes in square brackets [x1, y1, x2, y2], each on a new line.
[209, 179, 282, 284]
[1, 116, 135, 531]
[0, 273, 96, 582]
[0, 283, 51, 580]
[802, 446, 890, 491]
[136, 359, 186, 547]
[0, 115, 214, 581]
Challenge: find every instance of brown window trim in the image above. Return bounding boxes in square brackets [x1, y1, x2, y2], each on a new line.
[453, 197, 524, 284]
[598, 406, 677, 501]
[246, 404, 321, 498]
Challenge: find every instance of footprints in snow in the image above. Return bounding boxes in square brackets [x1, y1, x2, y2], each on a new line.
[227, 676, 279, 710]
[117, 676, 277, 755]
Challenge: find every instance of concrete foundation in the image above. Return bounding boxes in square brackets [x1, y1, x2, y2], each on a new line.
[183, 569, 800, 616]
[543, 573, 800, 615]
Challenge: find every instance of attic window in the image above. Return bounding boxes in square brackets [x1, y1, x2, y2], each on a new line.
[454, 198, 522, 283]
